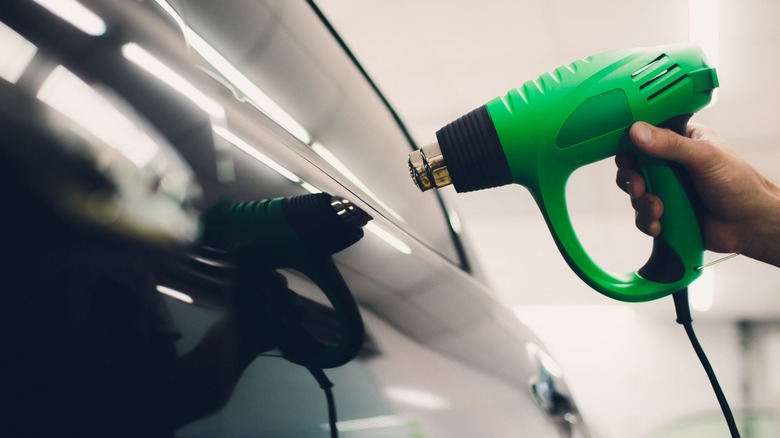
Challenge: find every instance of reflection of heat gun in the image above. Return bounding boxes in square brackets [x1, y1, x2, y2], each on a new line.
[408, 43, 718, 302]
[199, 193, 372, 369]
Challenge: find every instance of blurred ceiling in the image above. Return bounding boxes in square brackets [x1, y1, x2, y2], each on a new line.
[315, 0, 780, 322]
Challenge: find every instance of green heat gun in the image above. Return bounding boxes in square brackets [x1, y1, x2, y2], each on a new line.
[408, 43, 719, 302]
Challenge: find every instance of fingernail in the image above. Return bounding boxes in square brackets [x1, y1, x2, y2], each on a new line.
[634, 123, 653, 146]
[624, 178, 632, 196]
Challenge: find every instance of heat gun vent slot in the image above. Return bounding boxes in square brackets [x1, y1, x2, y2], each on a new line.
[639, 64, 679, 90]
[646, 75, 687, 101]
[631, 54, 668, 78]
[638, 63, 688, 101]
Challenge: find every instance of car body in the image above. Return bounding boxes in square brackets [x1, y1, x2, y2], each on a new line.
[0, 1, 592, 436]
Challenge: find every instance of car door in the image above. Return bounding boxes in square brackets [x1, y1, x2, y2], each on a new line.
[0, 0, 592, 436]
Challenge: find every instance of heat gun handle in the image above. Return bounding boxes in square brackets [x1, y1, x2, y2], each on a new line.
[536, 116, 703, 302]
[636, 115, 704, 284]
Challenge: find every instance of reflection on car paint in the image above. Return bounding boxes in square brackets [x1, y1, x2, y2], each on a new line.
[122, 42, 225, 118]
[32, 0, 106, 36]
[0, 22, 37, 83]
[213, 125, 310, 186]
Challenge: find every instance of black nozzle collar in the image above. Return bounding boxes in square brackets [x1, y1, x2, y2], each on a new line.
[283, 193, 372, 255]
[436, 105, 513, 193]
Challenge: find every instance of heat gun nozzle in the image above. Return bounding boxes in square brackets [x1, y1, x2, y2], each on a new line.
[408, 142, 452, 192]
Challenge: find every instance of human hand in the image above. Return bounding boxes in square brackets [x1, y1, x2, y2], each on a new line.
[615, 122, 780, 267]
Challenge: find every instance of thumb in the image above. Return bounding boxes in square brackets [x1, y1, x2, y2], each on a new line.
[630, 122, 704, 169]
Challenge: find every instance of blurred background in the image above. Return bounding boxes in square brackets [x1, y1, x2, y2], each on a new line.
[315, 1, 780, 437]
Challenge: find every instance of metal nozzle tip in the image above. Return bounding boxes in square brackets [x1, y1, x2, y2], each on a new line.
[408, 151, 431, 191]
[407, 142, 451, 192]
[330, 196, 372, 228]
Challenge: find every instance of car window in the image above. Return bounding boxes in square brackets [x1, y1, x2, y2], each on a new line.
[166, 0, 467, 268]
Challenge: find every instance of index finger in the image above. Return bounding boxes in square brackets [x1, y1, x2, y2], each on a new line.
[615, 152, 637, 170]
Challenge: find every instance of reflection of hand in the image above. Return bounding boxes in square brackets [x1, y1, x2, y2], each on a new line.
[165, 269, 291, 428]
[232, 270, 290, 357]
[237, 269, 326, 366]
[615, 122, 780, 267]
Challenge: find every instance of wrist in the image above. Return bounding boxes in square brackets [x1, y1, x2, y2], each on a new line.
[744, 178, 780, 267]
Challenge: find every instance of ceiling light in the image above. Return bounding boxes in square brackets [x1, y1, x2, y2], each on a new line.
[156, 285, 193, 304]
[0, 22, 37, 83]
[299, 181, 323, 194]
[365, 222, 412, 255]
[319, 414, 405, 432]
[183, 29, 311, 144]
[37, 65, 161, 168]
[32, 0, 106, 36]
[213, 125, 302, 183]
[122, 42, 225, 118]
[385, 387, 450, 409]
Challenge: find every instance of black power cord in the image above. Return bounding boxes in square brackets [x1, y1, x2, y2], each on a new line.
[308, 367, 338, 438]
[672, 289, 740, 437]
